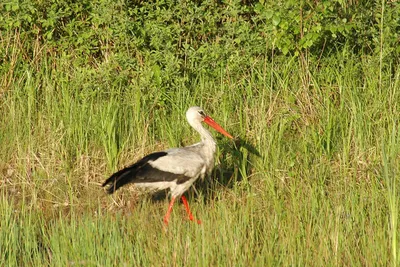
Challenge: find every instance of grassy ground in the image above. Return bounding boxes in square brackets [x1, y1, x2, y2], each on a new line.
[1, 38, 399, 265]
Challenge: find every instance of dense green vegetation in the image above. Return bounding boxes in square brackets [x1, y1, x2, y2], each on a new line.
[1, 0, 399, 265]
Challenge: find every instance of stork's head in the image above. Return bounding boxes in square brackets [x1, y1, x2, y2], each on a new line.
[186, 106, 233, 139]
[186, 106, 206, 124]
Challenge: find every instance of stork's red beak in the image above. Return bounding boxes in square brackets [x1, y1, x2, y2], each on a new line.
[204, 116, 233, 139]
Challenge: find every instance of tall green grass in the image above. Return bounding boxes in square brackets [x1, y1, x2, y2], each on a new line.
[1, 50, 399, 265]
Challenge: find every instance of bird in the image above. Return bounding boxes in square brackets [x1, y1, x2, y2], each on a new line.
[102, 106, 233, 225]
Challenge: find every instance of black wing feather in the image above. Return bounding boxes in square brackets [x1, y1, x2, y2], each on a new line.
[102, 151, 168, 194]
[135, 164, 191, 184]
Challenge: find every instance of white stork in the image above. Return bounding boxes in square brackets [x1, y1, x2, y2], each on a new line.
[102, 106, 233, 225]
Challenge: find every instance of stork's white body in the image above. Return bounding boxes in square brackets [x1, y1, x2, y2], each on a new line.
[137, 141, 216, 197]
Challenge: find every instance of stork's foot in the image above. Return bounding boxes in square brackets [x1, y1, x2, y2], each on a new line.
[191, 218, 202, 224]
[186, 214, 201, 224]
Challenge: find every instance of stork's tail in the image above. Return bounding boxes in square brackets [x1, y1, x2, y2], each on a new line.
[102, 166, 138, 194]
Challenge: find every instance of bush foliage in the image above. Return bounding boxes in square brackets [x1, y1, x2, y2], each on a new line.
[1, 0, 399, 90]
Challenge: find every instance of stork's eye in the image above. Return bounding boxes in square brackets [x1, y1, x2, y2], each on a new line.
[198, 110, 206, 117]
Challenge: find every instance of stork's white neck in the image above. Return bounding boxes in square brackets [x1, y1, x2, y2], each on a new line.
[195, 122, 215, 143]
[191, 120, 216, 160]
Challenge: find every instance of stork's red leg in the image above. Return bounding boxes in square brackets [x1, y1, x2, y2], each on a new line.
[163, 197, 176, 225]
[181, 196, 201, 224]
